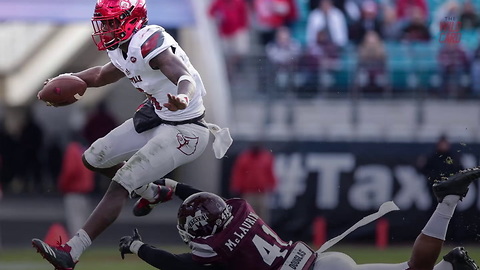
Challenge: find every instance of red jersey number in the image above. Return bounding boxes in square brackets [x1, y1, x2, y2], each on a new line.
[137, 88, 162, 110]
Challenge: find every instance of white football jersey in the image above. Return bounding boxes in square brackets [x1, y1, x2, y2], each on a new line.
[108, 25, 206, 121]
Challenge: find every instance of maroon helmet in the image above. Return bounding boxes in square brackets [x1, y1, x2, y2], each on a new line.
[177, 192, 233, 243]
[91, 0, 147, 50]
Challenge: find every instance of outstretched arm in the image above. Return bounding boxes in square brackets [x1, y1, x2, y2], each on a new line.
[171, 181, 228, 202]
[138, 245, 224, 270]
[150, 47, 195, 111]
[174, 182, 203, 201]
[119, 228, 224, 270]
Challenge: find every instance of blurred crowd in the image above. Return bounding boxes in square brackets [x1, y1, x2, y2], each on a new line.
[0, 102, 117, 195]
[1, 0, 479, 195]
[208, 0, 480, 98]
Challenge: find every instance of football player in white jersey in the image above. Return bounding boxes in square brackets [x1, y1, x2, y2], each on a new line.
[32, 0, 232, 269]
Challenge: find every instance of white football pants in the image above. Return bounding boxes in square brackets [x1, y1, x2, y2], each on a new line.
[83, 118, 210, 194]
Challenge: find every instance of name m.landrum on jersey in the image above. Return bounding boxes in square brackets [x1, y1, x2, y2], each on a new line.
[225, 212, 259, 251]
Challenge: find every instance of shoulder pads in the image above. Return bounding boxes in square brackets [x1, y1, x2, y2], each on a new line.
[140, 29, 166, 58]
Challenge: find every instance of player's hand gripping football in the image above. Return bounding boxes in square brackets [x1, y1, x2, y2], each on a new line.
[119, 228, 143, 259]
[163, 93, 189, 111]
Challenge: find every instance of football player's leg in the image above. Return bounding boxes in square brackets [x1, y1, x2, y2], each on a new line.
[125, 124, 209, 197]
[83, 118, 153, 176]
[59, 119, 152, 261]
[122, 124, 209, 215]
[406, 167, 480, 270]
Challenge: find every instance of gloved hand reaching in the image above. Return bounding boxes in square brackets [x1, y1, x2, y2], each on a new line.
[119, 228, 144, 259]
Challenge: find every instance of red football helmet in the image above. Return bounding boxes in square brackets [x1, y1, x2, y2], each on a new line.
[177, 192, 233, 243]
[91, 0, 147, 51]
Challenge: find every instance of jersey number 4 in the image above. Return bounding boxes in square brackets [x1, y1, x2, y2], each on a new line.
[252, 225, 289, 266]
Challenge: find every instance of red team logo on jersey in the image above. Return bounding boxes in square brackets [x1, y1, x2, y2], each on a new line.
[177, 133, 199, 155]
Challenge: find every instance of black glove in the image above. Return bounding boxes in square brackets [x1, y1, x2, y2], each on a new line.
[119, 228, 143, 259]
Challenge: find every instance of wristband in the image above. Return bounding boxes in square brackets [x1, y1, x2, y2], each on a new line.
[164, 178, 179, 192]
[177, 94, 189, 106]
[177, 74, 196, 88]
[130, 240, 144, 254]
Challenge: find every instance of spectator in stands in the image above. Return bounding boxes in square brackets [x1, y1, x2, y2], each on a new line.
[306, 0, 348, 48]
[230, 142, 277, 224]
[308, 0, 361, 24]
[356, 30, 388, 93]
[82, 101, 117, 146]
[395, 0, 428, 22]
[430, 1, 461, 37]
[417, 135, 464, 188]
[252, 0, 298, 45]
[208, 0, 250, 82]
[471, 44, 480, 96]
[380, 3, 404, 41]
[265, 26, 301, 92]
[82, 101, 117, 193]
[400, 6, 431, 42]
[416, 134, 465, 241]
[349, 0, 383, 44]
[437, 42, 470, 98]
[460, 0, 480, 30]
[300, 29, 340, 95]
[18, 109, 44, 193]
[0, 119, 18, 193]
[58, 133, 95, 236]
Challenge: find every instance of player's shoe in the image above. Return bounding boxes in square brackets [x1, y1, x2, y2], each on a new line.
[131, 179, 167, 199]
[32, 238, 77, 270]
[443, 247, 479, 270]
[133, 184, 173, 216]
[432, 167, 480, 203]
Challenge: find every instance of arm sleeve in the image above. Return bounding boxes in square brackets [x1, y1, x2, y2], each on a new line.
[174, 183, 228, 201]
[137, 244, 223, 270]
[175, 183, 203, 201]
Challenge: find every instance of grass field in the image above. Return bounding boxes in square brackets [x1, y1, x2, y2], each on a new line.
[1, 244, 479, 269]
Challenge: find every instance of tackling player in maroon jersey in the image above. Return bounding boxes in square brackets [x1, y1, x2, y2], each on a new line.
[119, 167, 480, 270]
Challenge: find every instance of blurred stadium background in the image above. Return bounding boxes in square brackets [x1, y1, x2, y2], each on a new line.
[1, 0, 480, 268]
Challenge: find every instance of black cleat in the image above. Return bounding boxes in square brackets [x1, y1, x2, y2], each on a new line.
[432, 167, 480, 203]
[133, 184, 173, 216]
[32, 238, 77, 270]
[443, 247, 479, 270]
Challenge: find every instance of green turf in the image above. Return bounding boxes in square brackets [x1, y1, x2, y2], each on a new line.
[1, 244, 479, 269]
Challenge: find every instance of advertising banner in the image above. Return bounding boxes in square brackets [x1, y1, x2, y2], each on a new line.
[221, 141, 480, 244]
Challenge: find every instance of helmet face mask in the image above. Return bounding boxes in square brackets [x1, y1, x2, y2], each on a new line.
[91, 0, 147, 51]
[177, 192, 233, 244]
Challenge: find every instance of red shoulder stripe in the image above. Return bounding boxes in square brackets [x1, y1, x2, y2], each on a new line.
[141, 30, 165, 58]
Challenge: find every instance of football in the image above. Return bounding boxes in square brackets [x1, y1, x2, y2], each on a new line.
[38, 74, 87, 106]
